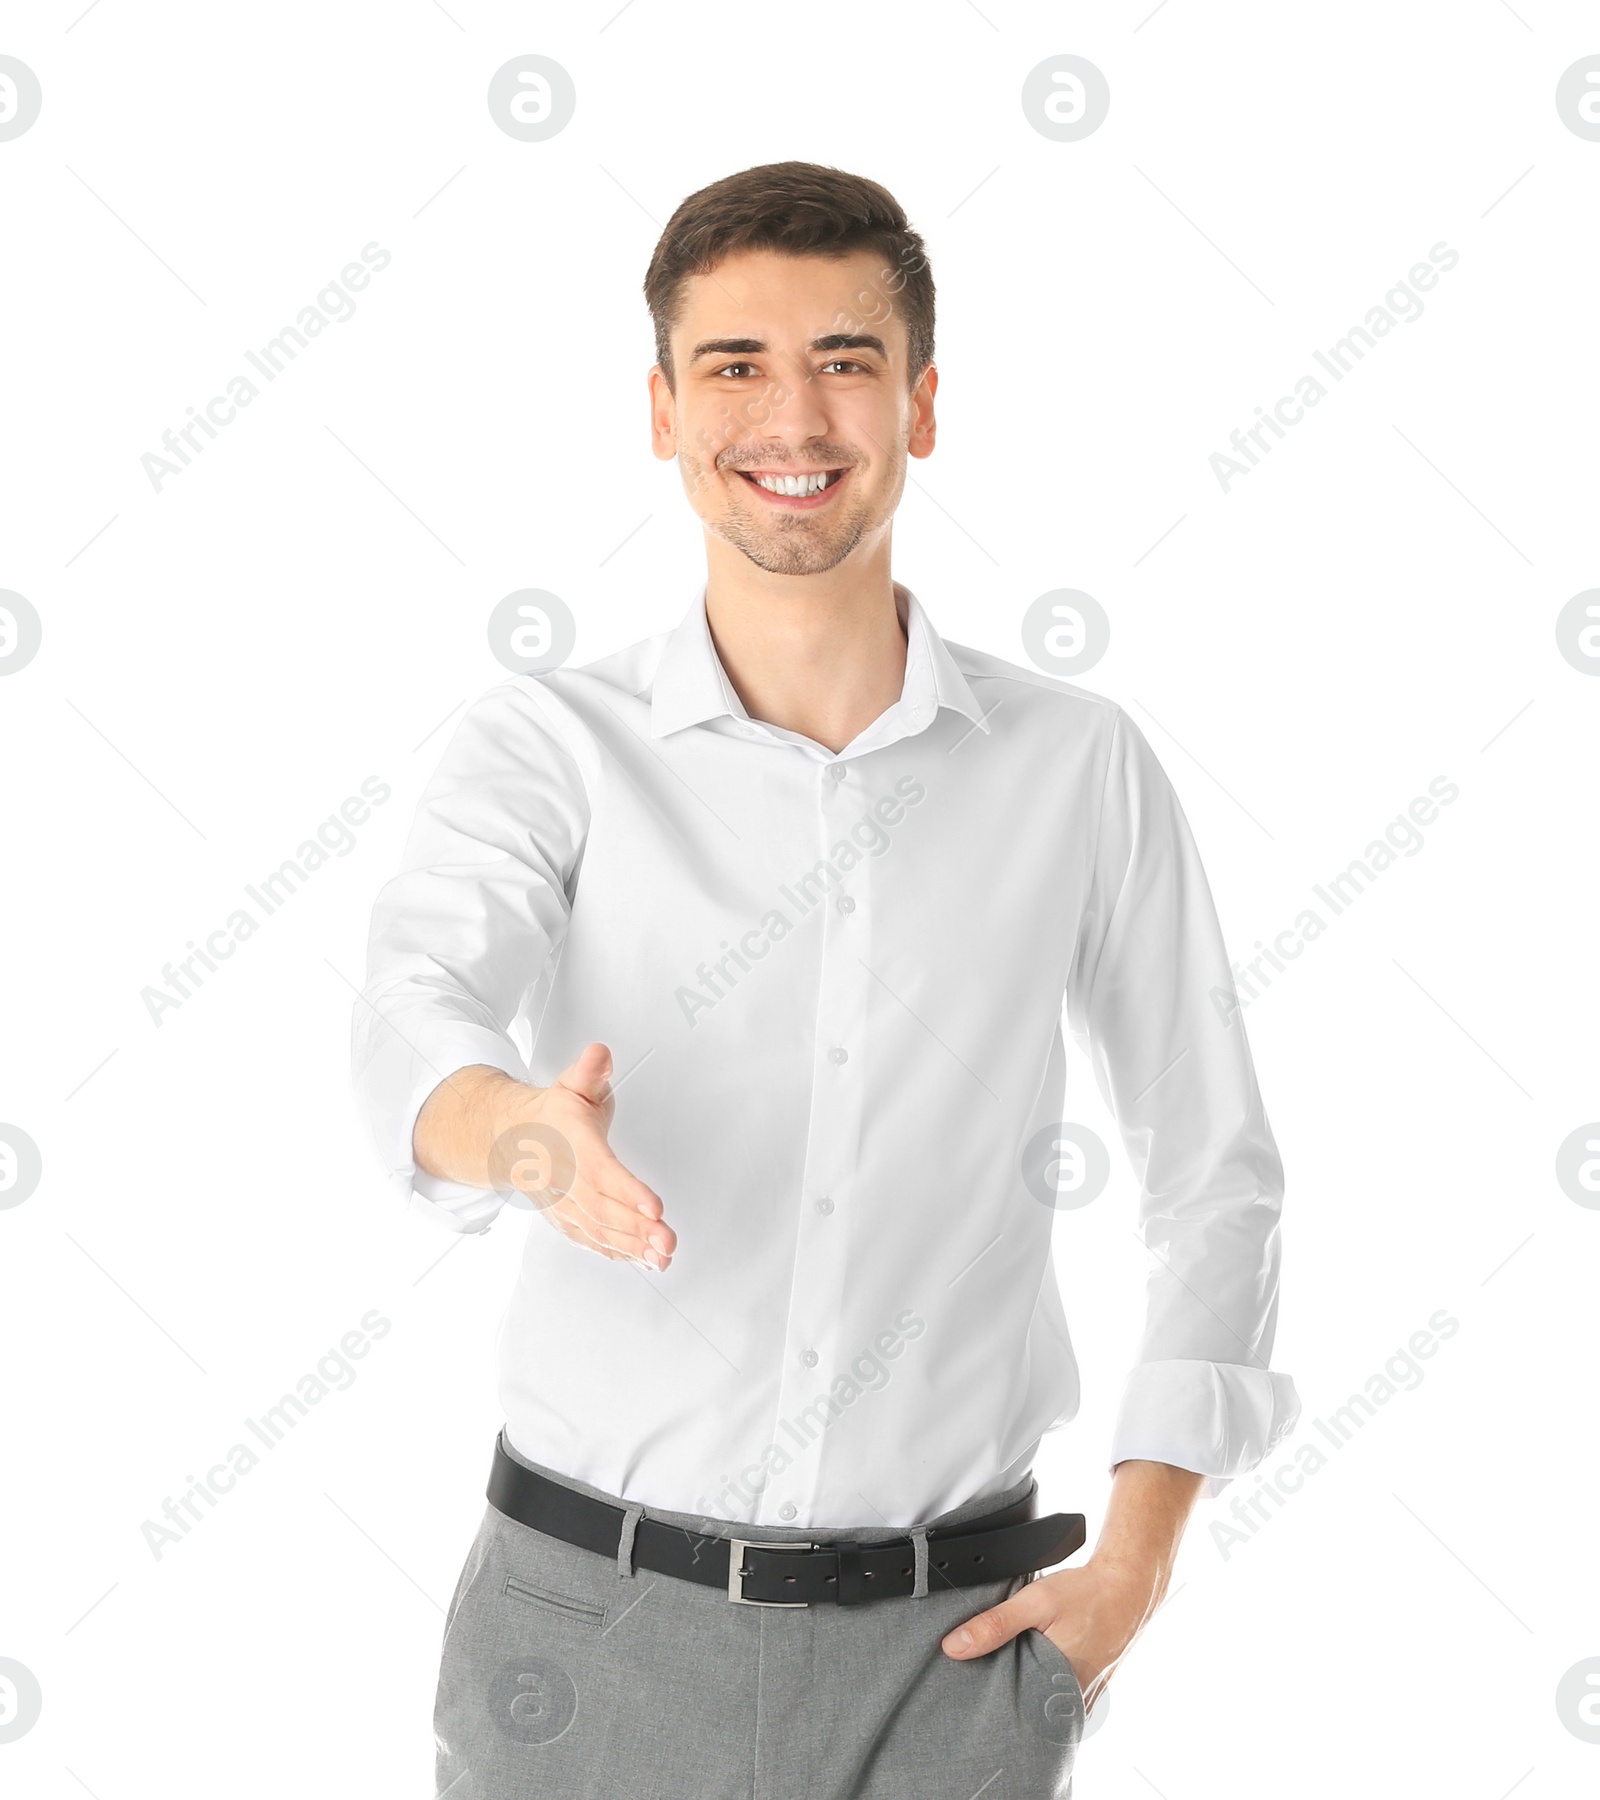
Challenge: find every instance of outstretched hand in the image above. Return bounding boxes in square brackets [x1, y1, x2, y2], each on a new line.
[489, 1043, 676, 1271]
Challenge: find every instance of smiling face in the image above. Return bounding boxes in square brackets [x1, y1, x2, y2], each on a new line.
[649, 247, 937, 578]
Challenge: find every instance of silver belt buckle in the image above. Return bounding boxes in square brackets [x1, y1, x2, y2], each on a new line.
[727, 1537, 816, 1606]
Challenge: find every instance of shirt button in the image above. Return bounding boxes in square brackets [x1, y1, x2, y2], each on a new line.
[815, 1196, 835, 1215]
[837, 895, 856, 914]
[829, 764, 847, 781]
[829, 1046, 848, 1065]
[801, 1349, 819, 1368]
[778, 1502, 797, 1521]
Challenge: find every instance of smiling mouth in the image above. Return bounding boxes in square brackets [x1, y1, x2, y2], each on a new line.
[732, 466, 850, 507]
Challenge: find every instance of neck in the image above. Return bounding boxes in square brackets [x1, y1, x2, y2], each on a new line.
[701, 539, 908, 755]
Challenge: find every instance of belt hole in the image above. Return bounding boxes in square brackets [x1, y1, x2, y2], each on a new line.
[901, 1566, 912, 1575]
[974, 1554, 984, 1563]
[936, 1559, 949, 1569]
[783, 1575, 796, 1584]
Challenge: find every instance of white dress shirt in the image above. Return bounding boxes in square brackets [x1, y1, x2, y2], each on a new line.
[351, 582, 1300, 1528]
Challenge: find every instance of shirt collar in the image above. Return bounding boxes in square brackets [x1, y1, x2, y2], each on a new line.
[649, 580, 990, 746]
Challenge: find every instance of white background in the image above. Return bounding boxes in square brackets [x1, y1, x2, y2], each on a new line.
[1, 2, 1596, 1795]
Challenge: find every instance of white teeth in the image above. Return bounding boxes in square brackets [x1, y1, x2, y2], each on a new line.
[752, 470, 836, 497]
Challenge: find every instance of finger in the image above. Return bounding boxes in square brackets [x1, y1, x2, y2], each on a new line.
[502, 1132, 665, 1246]
[566, 1169, 672, 1248]
[553, 1041, 615, 1108]
[941, 1589, 1051, 1659]
[552, 1190, 672, 1268]
[588, 1149, 663, 1221]
[593, 1179, 676, 1254]
[576, 1148, 670, 1240]
[576, 1205, 672, 1267]
[548, 1200, 645, 1265]
[575, 1195, 669, 1267]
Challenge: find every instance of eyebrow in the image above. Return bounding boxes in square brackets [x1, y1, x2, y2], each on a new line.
[688, 333, 890, 364]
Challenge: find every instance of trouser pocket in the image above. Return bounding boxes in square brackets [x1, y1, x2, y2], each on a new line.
[503, 1573, 606, 1624]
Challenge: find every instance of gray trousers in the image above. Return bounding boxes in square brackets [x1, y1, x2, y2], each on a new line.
[434, 1438, 1084, 1798]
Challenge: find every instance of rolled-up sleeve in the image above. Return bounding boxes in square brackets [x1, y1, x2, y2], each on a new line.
[350, 677, 589, 1235]
[1065, 706, 1300, 1498]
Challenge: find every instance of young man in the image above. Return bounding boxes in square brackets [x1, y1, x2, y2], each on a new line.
[352, 161, 1299, 1798]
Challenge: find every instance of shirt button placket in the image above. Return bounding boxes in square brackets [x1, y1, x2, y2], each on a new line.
[765, 754, 872, 1526]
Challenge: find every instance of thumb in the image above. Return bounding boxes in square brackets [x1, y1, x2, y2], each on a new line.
[555, 1041, 614, 1107]
[942, 1584, 1049, 1659]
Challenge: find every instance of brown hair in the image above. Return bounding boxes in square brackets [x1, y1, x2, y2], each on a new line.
[643, 161, 935, 392]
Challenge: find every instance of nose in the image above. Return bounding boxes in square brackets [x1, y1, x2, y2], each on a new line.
[751, 357, 834, 448]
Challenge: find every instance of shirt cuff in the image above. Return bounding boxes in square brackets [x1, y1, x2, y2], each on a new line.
[1108, 1359, 1302, 1500]
[361, 1026, 534, 1235]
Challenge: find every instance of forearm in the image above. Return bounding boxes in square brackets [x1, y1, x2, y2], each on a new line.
[1090, 1459, 1204, 1597]
[413, 1063, 542, 1187]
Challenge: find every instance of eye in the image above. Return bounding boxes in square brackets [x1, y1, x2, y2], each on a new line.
[713, 361, 758, 379]
[820, 359, 869, 375]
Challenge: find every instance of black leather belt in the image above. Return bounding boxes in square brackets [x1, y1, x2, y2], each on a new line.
[487, 1433, 1087, 1607]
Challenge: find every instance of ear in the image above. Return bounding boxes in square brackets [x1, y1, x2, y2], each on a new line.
[648, 365, 678, 461]
[908, 362, 938, 461]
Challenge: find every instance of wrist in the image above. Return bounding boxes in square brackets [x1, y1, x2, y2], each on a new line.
[478, 1071, 547, 1168]
[1084, 1542, 1176, 1601]
[414, 1065, 544, 1187]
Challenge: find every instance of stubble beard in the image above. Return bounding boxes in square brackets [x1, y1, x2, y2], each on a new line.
[679, 446, 897, 577]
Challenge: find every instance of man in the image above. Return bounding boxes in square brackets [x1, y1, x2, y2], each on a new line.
[352, 161, 1299, 1798]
